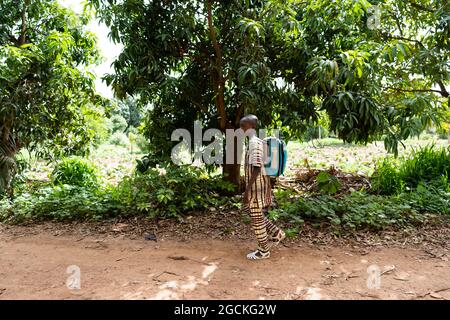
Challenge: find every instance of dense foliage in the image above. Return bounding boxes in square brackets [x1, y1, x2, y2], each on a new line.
[0, 165, 237, 223]
[114, 165, 236, 218]
[270, 185, 449, 232]
[270, 145, 450, 232]
[0, 0, 104, 156]
[90, 0, 449, 187]
[0, 0, 108, 197]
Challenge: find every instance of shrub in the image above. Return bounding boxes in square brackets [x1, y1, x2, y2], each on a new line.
[399, 145, 449, 190]
[316, 171, 341, 194]
[86, 115, 111, 145]
[270, 185, 448, 231]
[1, 165, 238, 223]
[108, 132, 130, 147]
[51, 157, 100, 188]
[399, 183, 449, 215]
[372, 145, 450, 194]
[109, 114, 128, 133]
[135, 133, 151, 153]
[0, 185, 123, 223]
[113, 165, 236, 218]
[371, 157, 403, 195]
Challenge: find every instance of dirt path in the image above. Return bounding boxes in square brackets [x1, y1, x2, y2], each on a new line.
[1, 225, 449, 300]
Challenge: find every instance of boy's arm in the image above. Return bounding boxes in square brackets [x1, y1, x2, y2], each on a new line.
[243, 139, 263, 204]
[243, 166, 261, 204]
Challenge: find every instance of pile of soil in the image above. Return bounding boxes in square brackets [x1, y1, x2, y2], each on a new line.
[279, 166, 372, 195]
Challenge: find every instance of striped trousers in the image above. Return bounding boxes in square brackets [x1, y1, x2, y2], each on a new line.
[243, 202, 281, 253]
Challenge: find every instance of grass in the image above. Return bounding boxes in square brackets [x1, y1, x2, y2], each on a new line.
[286, 136, 448, 176]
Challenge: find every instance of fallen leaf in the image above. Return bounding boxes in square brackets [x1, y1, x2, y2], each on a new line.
[394, 271, 410, 281]
[381, 265, 396, 275]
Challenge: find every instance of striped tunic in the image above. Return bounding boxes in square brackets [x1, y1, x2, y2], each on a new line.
[244, 136, 272, 208]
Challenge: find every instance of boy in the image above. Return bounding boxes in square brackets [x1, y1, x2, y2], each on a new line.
[240, 115, 285, 260]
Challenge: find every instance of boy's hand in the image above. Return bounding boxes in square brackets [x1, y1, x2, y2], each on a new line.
[243, 190, 250, 204]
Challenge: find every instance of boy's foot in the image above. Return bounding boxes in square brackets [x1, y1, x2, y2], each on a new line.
[246, 249, 270, 260]
[269, 230, 286, 248]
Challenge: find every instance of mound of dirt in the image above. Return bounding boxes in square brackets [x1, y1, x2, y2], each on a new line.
[279, 166, 372, 195]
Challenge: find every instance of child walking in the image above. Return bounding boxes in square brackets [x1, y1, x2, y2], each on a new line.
[240, 115, 285, 260]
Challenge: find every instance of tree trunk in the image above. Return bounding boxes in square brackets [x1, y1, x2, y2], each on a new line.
[223, 163, 241, 193]
[223, 135, 242, 193]
[206, 0, 242, 192]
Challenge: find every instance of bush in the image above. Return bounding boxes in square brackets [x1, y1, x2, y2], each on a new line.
[0, 185, 123, 223]
[372, 145, 450, 194]
[108, 132, 130, 147]
[399, 183, 449, 215]
[1, 165, 237, 223]
[270, 185, 449, 231]
[135, 133, 151, 153]
[51, 157, 100, 188]
[399, 145, 449, 190]
[371, 157, 403, 195]
[113, 165, 235, 218]
[109, 114, 128, 133]
[316, 171, 341, 194]
[86, 115, 111, 146]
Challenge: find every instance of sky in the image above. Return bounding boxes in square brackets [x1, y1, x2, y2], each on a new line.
[59, 0, 123, 98]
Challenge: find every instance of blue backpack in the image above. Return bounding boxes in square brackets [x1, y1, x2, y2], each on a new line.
[264, 137, 287, 177]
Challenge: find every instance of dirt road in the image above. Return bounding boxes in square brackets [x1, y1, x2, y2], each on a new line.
[1, 219, 449, 300]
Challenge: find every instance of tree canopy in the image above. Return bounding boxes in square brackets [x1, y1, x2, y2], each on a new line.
[91, 0, 448, 185]
[0, 0, 105, 160]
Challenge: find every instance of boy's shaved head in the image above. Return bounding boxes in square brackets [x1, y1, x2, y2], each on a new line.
[240, 114, 258, 128]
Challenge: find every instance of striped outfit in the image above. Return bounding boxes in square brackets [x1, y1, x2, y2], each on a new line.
[243, 135, 281, 253]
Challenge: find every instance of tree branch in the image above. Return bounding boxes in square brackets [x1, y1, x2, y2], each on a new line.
[206, 0, 227, 130]
[19, 0, 30, 46]
[235, 103, 245, 127]
[381, 33, 425, 48]
[386, 10, 404, 37]
[407, 0, 435, 13]
[384, 86, 448, 97]
[437, 81, 449, 98]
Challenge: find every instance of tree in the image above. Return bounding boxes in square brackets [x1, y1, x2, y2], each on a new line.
[91, 0, 316, 187]
[0, 0, 104, 196]
[112, 96, 143, 133]
[91, 0, 449, 188]
[270, 0, 449, 153]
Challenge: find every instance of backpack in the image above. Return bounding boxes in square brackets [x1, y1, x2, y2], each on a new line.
[263, 137, 287, 177]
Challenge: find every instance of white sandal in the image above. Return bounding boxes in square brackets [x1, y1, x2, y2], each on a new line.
[246, 249, 270, 260]
[269, 230, 286, 248]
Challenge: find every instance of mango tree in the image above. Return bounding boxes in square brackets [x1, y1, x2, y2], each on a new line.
[0, 0, 103, 197]
[91, 0, 449, 188]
